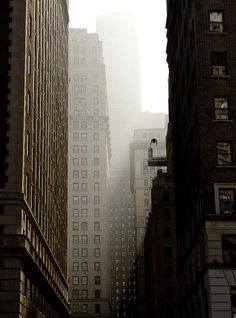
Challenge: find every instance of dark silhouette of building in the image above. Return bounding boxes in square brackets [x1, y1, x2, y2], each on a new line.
[0, 0, 69, 317]
[145, 171, 177, 318]
[166, 0, 236, 317]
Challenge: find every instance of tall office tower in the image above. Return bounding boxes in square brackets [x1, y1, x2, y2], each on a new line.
[130, 112, 167, 318]
[96, 12, 141, 167]
[68, 29, 111, 318]
[0, 1, 69, 317]
[96, 13, 141, 318]
[166, 1, 236, 317]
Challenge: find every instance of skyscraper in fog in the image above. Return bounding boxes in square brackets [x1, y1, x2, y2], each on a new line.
[68, 29, 111, 317]
[166, 0, 236, 317]
[0, 0, 69, 317]
[96, 13, 141, 317]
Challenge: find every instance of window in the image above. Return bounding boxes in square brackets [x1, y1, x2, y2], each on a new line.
[81, 262, 88, 271]
[222, 236, 236, 263]
[72, 276, 79, 285]
[28, 53, 31, 75]
[165, 265, 173, 277]
[214, 97, 229, 120]
[82, 304, 88, 313]
[73, 158, 79, 166]
[82, 235, 88, 244]
[81, 133, 87, 141]
[82, 248, 88, 258]
[74, 109, 79, 116]
[81, 145, 87, 153]
[72, 290, 79, 300]
[94, 209, 100, 218]
[94, 248, 100, 257]
[81, 183, 88, 191]
[94, 222, 100, 231]
[81, 158, 87, 166]
[95, 276, 101, 285]
[95, 290, 101, 299]
[93, 133, 99, 141]
[164, 247, 172, 258]
[94, 235, 100, 244]
[27, 92, 31, 115]
[81, 196, 88, 205]
[94, 170, 99, 178]
[231, 288, 236, 318]
[73, 262, 79, 271]
[73, 209, 79, 218]
[73, 249, 79, 257]
[73, 170, 79, 179]
[219, 188, 235, 214]
[81, 276, 88, 285]
[81, 121, 87, 129]
[73, 121, 79, 128]
[94, 196, 100, 204]
[26, 133, 30, 157]
[81, 170, 87, 178]
[217, 142, 232, 165]
[94, 121, 99, 129]
[94, 183, 100, 191]
[209, 11, 224, 32]
[163, 190, 170, 202]
[73, 183, 79, 191]
[81, 222, 88, 231]
[164, 227, 172, 239]
[73, 196, 79, 204]
[211, 52, 227, 76]
[73, 145, 79, 154]
[81, 209, 88, 218]
[95, 304, 101, 313]
[94, 145, 99, 153]
[73, 235, 79, 244]
[163, 208, 171, 220]
[81, 290, 88, 299]
[73, 222, 79, 230]
[73, 133, 79, 140]
[94, 158, 99, 166]
[94, 262, 100, 271]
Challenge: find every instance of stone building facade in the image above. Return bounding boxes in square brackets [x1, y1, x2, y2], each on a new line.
[166, 1, 236, 317]
[0, 0, 69, 317]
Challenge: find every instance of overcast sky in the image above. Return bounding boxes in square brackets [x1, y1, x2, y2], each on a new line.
[69, 0, 168, 114]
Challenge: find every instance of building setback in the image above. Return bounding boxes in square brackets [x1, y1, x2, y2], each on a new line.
[68, 29, 111, 317]
[166, 0, 236, 317]
[0, 0, 69, 317]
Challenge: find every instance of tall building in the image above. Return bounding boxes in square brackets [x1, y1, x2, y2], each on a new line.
[68, 29, 111, 317]
[96, 13, 142, 318]
[130, 112, 167, 317]
[166, 1, 236, 317]
[0, 0, 69, 317]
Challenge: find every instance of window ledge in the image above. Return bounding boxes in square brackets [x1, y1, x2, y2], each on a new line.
[213, 120, 233, 123]
[216, 165, 236, 168]
[208, 32, 228, 35]
[211, 75, 230, 79]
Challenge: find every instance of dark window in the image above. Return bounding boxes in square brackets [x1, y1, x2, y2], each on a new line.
[222, 236, 236, 263]
[214, 97, 229, 120]
[95, 304, 101, 313]
[163, 190, 170, 202]
[217, 142, 232, 166]
[231, 288, 236, 317]
[95, 276, 101, 285]
[164, 227, 172, 239]
[166, 285, 174, 297]
[163, 208, 171, 220]
[95, 290, 101, 299]
[211, 52, 227, 76]
[219, 189, 235, 215]
[209, 11, 224, 32]
[165, 265, 173, 277]
[164, 247, 172, 258]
